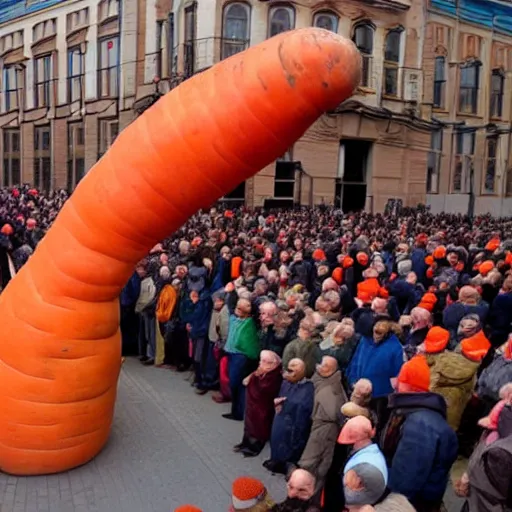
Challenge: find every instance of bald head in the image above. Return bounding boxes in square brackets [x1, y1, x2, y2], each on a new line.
[317, 355, 338, 377]
[287, 469, 316, 501]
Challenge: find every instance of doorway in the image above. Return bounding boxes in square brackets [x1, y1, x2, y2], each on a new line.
[336, 139, 371, 212]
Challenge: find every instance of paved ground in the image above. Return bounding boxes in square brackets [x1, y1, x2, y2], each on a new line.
[0, 358, 464, 512]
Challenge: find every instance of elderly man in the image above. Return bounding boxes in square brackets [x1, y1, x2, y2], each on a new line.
[259, 301, 287, 356]
[271, 469, 320, 512]
[298, 356, 347, 499]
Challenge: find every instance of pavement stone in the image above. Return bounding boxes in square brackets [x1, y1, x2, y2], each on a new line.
[0, 358, 464, 512]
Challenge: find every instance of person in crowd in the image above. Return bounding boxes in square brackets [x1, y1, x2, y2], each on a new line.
[298, 356, 347, 500]
[401, 306, 431, 360]
[315, 321, 357, 373]
[135, 261, 157, 365]
[265, 358, 314, 475]
[120, 266, 142, 356]
[223, 297, 260, 421]
[234, 350, 282, 457]
[381, 358, 459, 512]
[270, 469, 320, 512]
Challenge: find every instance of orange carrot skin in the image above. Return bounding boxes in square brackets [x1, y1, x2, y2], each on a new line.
[0, 28, 360, 475]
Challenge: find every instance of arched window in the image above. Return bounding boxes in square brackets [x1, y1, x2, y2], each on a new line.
[222, 3, 251, 59]
[383, 29, 402, 97]
[313, 11, 339, 33]
[268, 5, 295, 38]
[352, 23, 374, 88]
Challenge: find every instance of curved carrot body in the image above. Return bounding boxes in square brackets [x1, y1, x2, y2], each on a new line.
[0, 28, 360, 475]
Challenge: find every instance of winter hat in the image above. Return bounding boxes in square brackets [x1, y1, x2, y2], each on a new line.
[1, 224, 13, 236]
[338, 416, 374, 445]
[417, 292, 437, 312]
[174, 506, 203, 512]
[231, 477, 266, 510]
[356, 252, 369, 266]
[332, 267, 343, 285]
[479, 260, 495, 276]
[26, 218, 37, 229]
[397, 354, 430, 392]
[461, 331, 491, 362]
[433, 246, 446, 260]
[485, 238, 500, 252]
[397, 259, 412, 277]
[312, 248, 326, 262]
[424, 326, 449, 353]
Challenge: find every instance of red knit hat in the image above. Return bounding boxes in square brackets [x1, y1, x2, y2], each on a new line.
[312, 248, 326, 261]
[232, 476, 266, 510]
[461, 331, 491, 362]
[174, 506, 202, 512]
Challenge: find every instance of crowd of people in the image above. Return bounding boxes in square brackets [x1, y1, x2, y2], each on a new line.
[1, 185, 512, 512]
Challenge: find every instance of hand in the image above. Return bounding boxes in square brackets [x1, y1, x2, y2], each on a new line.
[186, 324, 192, 333]
[399, 315, 412, 327]
[242, 375, 251, 386]
[190, 291, 199, 304]
[274, 397, 286, 406]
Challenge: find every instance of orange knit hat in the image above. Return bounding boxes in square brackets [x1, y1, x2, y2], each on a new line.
[175, 506, 203, 512]
[1, 224, 13, 236]
[356, 252, 369, 266]
[332, 267, 343, 285]
[312, 248, 326, 262]
[485, 238, 500, 252]
[418, 292, 437, 312]
[232, 477, 266, 510]
[479, 260, 495, 276]
[424, 326, 450, 353]
[343, 256, 354, 269]
[433, 246, 446, 260]
[461, 331, 491, 362]
[397, 355, 430, 392]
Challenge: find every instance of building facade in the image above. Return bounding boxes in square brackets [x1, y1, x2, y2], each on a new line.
[0, 0, 139, 192]
[423, 0, 512, 216]
[139, 0, 431, 212]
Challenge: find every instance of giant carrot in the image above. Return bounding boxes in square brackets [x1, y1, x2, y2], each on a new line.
[0, 28, 360, 475]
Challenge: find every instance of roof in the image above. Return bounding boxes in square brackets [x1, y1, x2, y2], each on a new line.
[0, 0, 69, 27]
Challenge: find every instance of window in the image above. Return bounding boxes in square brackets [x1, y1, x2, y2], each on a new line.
[274, 162, 296, 198]
[34, 54, 52, 108]
[352, 23, 374, 88]
[34, 126, 52, 192]
[99, 0, 119, 21]
[268, 6, 295, 38]
[67, 123, 85, 191]
[2, 129, 21, 187]
[222, 3, 251, 59]
[184, 4, 197, 77]
[98, 119, 119, 158]
[459, 62, 480, 114]
[484, 137, 498, 194]
[490, 70, 504, 119]
[427, 130, 443, 193]
[67, 47, 84, 102]
[2, 65, 18, 112]
[433, 56, 446, 109]
[313, 11, 339, 33]
[383, 29, 401, 97]
[98, 37, 119, 97]
[453, 131, 475, 193]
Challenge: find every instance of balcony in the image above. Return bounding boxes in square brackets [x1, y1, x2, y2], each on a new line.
[172, 37, 250, 84]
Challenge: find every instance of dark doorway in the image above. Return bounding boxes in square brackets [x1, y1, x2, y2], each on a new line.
[336, 139, 371, 212]
[220, 181, 246, 207]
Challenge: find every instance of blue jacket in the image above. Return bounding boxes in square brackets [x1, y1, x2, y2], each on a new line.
[179, 290, 212, 339]
[384, 392, 458, 504]
[120, 272, 141, 308]
[347, 334, 404, 397]
[410, 247, 427, 284]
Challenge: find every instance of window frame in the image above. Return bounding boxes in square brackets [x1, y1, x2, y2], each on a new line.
[312, 10, 339, 33]
[433, 56, 446, 109]
[352, 22, 374, 89]
[67, 122, 85, 192]
[452, 131, 475, 194]
[458, 61, 480, 115]
[2, 65, 18, 112]
[34, 125, 52, 192]
[34, 53, 53, 108]
[490, 69, 504, 120]
[67, 46, 84, 103]
[98, 118, 119, 159]
[221, 2, 251, 60]
[427, 129, 443, 194]
[2, 129, 21, 187]
[483, 136, 498, 195]
[383, 28, 403, 98]
[97, 35, 120, 98]
[268, 5, 296, 39]
[183, 3, 197, 77]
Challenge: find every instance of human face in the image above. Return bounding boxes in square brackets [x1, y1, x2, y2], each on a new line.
[259, 306, 275, 327]
[373, 323, 388, 343]
[235, 300, 251, 318]
[287, 473, 314, 501]
[259, 352, 277, 372]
